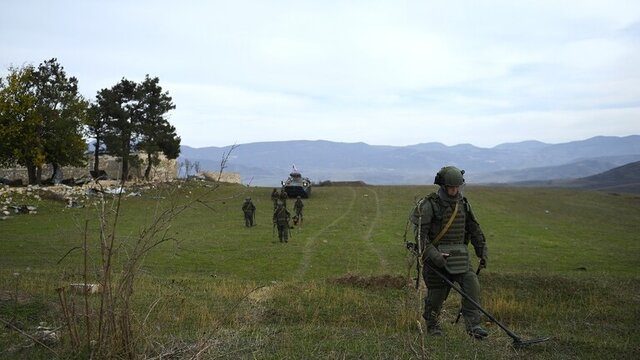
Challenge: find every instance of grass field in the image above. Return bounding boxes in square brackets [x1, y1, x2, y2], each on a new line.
[1, 181, 639, 359]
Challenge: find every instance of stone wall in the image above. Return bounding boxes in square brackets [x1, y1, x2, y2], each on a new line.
[200, 171, 241, 184]
[0, 153, 178, 183]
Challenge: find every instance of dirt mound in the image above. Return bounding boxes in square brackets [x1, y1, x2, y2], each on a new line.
[328, 274, 407, 289]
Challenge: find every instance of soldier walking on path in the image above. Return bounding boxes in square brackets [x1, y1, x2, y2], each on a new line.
[279, 189, 288, 209]
[408, 166, 489, 339]
[271, 188, 280, 209]
[242, 197, 256, 227]
[273, 200, 291, 243]
[293, 195, 304, 225]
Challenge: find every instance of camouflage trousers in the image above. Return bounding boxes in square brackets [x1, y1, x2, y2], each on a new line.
[276, 224, 289, 242]
[244, 212, 254, 227]
[422, 263, 482, 331]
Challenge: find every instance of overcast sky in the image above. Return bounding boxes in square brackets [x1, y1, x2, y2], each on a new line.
[2, 0, 639, 148]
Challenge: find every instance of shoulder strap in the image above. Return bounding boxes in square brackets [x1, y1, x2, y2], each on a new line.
[431, 201, 459, 246]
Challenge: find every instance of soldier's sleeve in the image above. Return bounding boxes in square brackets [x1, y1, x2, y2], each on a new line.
[409, 198, 446, 267]
[464, 199, 487, 259]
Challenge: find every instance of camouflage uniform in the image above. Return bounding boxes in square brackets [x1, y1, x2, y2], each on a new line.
[293, 196, 304, 222]
[410, 166, 488, 338]
[273, 202, 291, 242]
[279, 190, 288, 209]
[242, 198, 256, 227]
[271, 188, 279, 209]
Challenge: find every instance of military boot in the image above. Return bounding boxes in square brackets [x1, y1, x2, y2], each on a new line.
[467, 325, 488, 339]
[427, 323, 443, 336]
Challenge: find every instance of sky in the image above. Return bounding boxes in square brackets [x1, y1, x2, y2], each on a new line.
[2, 0, 639, 148]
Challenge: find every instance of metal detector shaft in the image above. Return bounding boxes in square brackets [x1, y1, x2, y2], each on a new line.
[424, 262, 524, 342]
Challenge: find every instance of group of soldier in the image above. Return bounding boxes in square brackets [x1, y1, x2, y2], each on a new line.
[241, 188, 305, 243]
[240, 166, 492, 340]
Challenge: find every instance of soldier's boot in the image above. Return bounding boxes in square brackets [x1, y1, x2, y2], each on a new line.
[424, 312, 443, 336]
[463, 309, 488, 339]
[426, 322, 443, 336]
[467, 325, 488, 339]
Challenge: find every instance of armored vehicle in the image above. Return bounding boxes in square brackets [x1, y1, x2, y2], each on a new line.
[282, 170, 311, 198]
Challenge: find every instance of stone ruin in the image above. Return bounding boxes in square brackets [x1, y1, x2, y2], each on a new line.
[0, 152, 242, 221]
[0, 152, 178, 185]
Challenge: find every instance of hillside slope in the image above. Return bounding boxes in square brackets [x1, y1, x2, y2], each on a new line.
[512, 160, 640, 193]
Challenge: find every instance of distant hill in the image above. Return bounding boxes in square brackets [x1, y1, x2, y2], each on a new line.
[471, 155, 640, 183]
[178, 135, 640, 186]
[514, 161, 640, 194]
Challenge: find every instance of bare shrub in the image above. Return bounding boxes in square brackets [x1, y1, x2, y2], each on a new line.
[55, 146, 239, 359]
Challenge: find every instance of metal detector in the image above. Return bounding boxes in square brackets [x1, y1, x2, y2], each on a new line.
[424, 262, 551, 348]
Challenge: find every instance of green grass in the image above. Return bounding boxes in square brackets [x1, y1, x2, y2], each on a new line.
[1, 182, 639, 359]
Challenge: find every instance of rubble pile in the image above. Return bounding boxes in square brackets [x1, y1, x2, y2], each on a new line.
[0, 180, 175, 220]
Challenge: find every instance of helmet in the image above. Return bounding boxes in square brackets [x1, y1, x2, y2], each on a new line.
[434, 166, 465, 186]
[297, 196, 301, 199]
[245, 197, 251, 201]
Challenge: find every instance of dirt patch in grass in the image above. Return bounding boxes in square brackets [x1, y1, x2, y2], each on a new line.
[247, 285, 276, 303]
[327, 274, 407, 289]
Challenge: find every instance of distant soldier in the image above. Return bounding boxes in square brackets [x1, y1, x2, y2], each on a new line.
[272, 200, 291, 243]
[271, 188, 280, 209]
[279, 189, 288, 208]
[293, 196, 304, 225]
[242, 197, 256, 227]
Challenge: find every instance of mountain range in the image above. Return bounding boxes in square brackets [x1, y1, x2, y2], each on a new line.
[179, 135, 640, 189]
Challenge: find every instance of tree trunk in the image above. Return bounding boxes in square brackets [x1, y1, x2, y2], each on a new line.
[120, 139, 130, 182]
[144, 152, 152, 181]
[35, 165, 42, 185]
[121, 154, 129, 182]
[93, 137, 100, 174]
[49, 163, 61, 183]
[27, 163, 38, 185]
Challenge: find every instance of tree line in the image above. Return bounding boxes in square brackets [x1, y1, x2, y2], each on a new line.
[0, 58, 181, 184]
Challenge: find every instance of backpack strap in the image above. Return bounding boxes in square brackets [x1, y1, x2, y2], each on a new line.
[431, 201, 459, 247]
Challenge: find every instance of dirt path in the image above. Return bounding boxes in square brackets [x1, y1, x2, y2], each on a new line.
[295, 187, 357, 278]
[295, 187, 389, 278]
[362, 187, 388, 272]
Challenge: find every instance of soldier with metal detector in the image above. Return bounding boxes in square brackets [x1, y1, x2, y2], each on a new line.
[408, 166, 489, 339]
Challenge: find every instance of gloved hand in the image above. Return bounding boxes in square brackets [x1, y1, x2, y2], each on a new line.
[479, 256, 488, 269]
[431, 254, 447, 268]
[425, 246, 447, 267]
